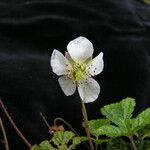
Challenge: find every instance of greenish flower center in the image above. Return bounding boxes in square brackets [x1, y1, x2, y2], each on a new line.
[73, 65, 87, 82]
[67, 62, 89, 84]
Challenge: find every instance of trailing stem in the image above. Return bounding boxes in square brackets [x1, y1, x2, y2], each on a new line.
[0, 98, 32, 149]
[81, 101, 94, 150]
[40, 112, 89, 149]
[0, 117, 10, 150]
[128, 136, 137, 150]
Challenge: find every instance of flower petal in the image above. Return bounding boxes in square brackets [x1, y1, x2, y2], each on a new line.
[58, 76, 76, 96]
[51, 49, 68, 75]
[78, 78, 100, 103]
[88, 52, 104, 76]
[67, 36, 94, 62]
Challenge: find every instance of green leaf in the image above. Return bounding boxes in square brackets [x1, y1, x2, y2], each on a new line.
[144, 0, 150, 5]
[136, 140, 150, 150]
[138, 125, 150, 138]
[98, 125, 127, 137]
[78, 136, 88, 142]
[93, 139, 110, 144]
[106, 138, 130, 150]
[58, 145, 68, 150]
[132, 108, 150, 132]
[68, 137, 81, 150]
[101, 98, 135, 129]
[30, 145, 40, 150]
[72, 137, 81, 145]
[89, 119, 110, 137]
[39, 141, 56, 150]
[51, 131, 75, 146]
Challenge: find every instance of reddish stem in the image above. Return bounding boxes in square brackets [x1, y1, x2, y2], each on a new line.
[0, 98, 32, 148]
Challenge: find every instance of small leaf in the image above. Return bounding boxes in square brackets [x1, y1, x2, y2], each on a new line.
[39, 141, 56, 150]
[72, 137, 81, 145]
[51, 131, 75, 146]
[68, 137, 81, 150]
[132, 108, 150, 132]
[89, 119, 110, 137]
[30, 145, 40, 150]
[101, 98, 135, 129]
[78, 136, 88, 142]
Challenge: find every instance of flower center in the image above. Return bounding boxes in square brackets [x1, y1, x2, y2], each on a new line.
[73, 65, 87, 82]
[67, 62, 89, 84]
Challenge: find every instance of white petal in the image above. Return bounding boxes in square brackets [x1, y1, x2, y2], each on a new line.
[67, 36, 94, 62]
[78, 78, 100, 103]
[88, 52, 104, 76]
[51, 49, 69, 75]
[58, 76, 76, 96]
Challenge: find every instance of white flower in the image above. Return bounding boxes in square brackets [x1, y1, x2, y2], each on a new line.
[50, 36, 104, 103]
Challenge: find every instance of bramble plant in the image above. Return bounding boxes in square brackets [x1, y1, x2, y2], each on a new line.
[1, 37, 150, 150]
[29, 98, 150, 150]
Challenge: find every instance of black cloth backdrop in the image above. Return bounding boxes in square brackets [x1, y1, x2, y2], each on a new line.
[0, 0, 150, 149]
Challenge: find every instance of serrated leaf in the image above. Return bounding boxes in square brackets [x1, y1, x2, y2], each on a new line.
[39, 141, 56, 150]
[101, 98, 135, 129]
[132, 108, 150, 132]
[51, 131, 75, 146]
[89, 119, 110, 137]
[98, 125, 127, 137]
[68, 137, 81, 150]
[30, 145, 40, 150]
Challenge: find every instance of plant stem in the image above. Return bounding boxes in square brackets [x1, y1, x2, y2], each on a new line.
[39, 112, 50, 129]
[81, 101, 94, 150]
[0, 117, 10, 150]
[0, 98, 32, 149]
[95, 136, 98, 150]
[128, 136, 137, 150]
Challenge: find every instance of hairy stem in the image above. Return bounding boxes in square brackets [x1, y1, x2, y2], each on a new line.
[81, 101, 94, 150]
[0, 98, 32, 148]
[0, 117, 10, 150]
[128, 136, 137, 150]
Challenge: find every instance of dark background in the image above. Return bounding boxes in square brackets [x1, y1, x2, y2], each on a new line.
[0, 0, 150, 149]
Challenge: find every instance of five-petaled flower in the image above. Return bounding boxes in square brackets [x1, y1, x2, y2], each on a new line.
[50, 36, 104, 103]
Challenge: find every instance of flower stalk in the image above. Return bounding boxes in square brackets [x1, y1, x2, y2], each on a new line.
[81, 101, 94, 150]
